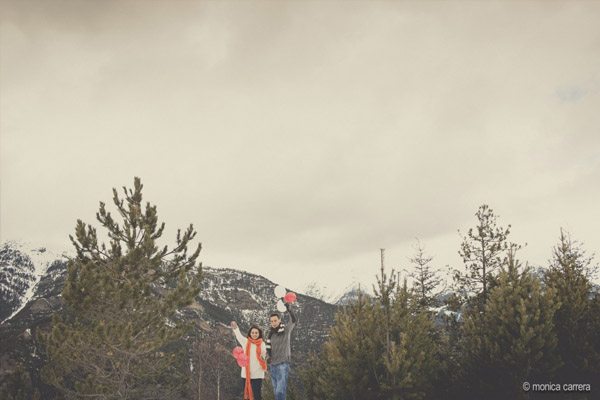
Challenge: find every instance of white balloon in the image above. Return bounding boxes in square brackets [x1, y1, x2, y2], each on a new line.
[274, 285, 286, 298]
[276, 299, 287, 313]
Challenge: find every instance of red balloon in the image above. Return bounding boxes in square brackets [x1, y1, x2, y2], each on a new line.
[236, 353, 249, 367]
[284, 292, 297, 304]
[232, 346, 244, 358]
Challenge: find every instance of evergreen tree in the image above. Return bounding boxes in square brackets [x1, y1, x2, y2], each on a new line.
[299, 352, 325, 400]
[544, 229, 599, 383]
[0, 362, 33, 400]
[585, 292, 600, 377]
[459, 245, 560, 400]
[406, 240, 443, 309]
[374, 253, 396, 368]
[303, 261, 441, 400]
[40, 177, 202, 399]
[306, 289, 383, 400]
[381, 279, 441, 400]
[455, 204, 512, 309]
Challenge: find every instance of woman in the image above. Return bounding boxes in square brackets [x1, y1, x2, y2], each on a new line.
[230, 321, 267, 400]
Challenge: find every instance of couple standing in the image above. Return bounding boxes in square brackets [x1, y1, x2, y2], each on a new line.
[230, 302, 297, 400]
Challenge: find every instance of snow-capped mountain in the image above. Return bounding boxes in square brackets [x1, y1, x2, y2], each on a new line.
[0, 243, 337, 398]
[302, 280, 369, 305]
[0, 242, 66, 323]
[193, 266, 337, 349]
[332, 283, 371, 305]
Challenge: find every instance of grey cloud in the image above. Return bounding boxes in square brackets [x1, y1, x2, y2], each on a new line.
[2, 1, 600, 291]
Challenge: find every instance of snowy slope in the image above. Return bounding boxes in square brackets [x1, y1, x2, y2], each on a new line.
[302, 280, 368, 305]
[0, 241, 65, 323]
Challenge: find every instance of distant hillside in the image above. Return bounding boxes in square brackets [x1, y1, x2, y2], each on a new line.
[0, 242, 338, 399]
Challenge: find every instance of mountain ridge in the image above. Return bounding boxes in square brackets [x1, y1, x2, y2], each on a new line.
[0, 241, 339, 399]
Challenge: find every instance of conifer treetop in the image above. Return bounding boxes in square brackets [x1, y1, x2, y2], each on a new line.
[68, 176, 201, 282]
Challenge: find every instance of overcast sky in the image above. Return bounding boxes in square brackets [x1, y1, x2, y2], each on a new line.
[1, 1, 599, 296]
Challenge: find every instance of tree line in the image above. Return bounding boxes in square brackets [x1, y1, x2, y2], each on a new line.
[2, 180, 598, 399]
[299, 205, 600, 400]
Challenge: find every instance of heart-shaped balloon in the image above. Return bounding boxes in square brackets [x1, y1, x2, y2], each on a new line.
[236, 353, 249, 367]
[232, 346, 244, 358]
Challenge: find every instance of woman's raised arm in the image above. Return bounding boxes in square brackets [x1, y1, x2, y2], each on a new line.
[230, 321, 247, 346]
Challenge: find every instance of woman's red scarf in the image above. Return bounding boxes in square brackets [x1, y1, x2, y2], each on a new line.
[243, 337, 267, 400]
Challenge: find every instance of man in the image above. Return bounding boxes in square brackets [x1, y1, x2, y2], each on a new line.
[266, 303, 297, 400]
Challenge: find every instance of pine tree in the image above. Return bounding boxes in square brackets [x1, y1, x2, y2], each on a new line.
[406, 240, 443, 309]
[374, 251, 396, 370]
[460, 245, 560, 400]
[303, 259, 442, 400]
[0, 362, 33, 400]
[544, 229, 599, 383]
[585, 292, 600, 376]
[455, 204, 512, 309]
[307, 289, 383, 400]
[299, 352, 324, 400]
[40, 177, 202, 399]
[381, 279, 441, 400]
